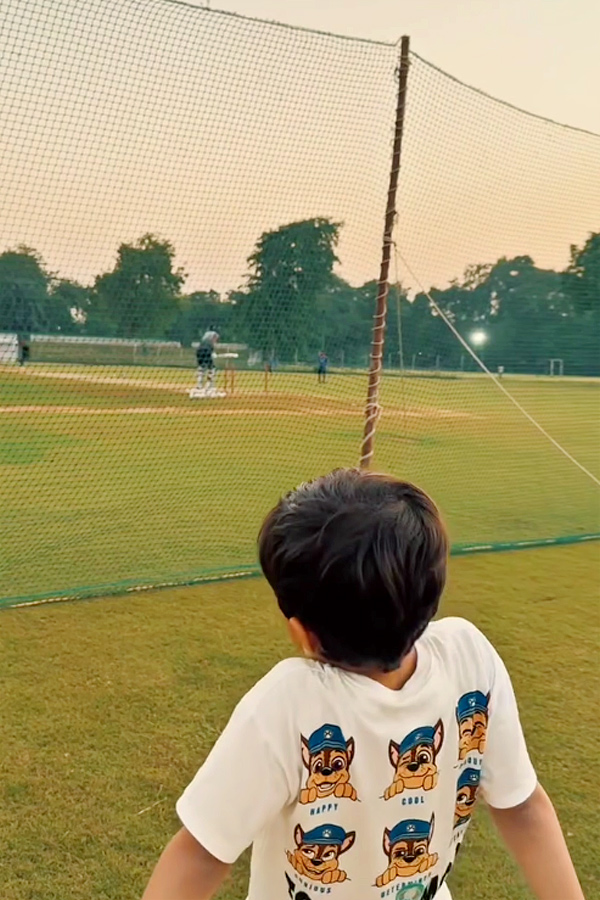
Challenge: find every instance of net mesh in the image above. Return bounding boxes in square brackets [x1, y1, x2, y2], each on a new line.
[383, 54, 600, 548]
[1, 0, 599, 606]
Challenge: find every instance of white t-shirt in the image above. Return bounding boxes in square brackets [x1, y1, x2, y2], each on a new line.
[177, 617, 537, 900]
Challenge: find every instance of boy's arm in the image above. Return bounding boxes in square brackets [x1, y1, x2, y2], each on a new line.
[142, 828, 230, 900]
[143, 672, 294, 898]
[490, 784, 585, 900]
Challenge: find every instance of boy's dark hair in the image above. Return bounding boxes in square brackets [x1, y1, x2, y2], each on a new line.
[258, 468, 448, 672]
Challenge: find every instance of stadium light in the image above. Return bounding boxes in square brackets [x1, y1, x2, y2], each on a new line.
[469, 329, 488, 348]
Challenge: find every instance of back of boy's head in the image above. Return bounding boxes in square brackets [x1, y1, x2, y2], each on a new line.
[259, 468, 448, 672]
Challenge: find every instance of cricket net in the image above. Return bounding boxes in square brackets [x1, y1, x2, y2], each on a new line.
[379, 53, 600, 551]
[1, 0, 599, 607]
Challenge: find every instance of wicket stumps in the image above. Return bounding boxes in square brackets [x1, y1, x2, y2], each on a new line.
[224, 361, 236, 395]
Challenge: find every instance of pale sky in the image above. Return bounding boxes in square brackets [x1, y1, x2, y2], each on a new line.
[215, 0, 600, 134]
[1, 0, 598, 297]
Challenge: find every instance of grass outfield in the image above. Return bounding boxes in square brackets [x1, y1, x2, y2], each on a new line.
[1, 543, 599, 900]
[1, 363, 599, 603]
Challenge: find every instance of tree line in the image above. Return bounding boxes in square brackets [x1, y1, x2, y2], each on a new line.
[0, 219, 598, 375]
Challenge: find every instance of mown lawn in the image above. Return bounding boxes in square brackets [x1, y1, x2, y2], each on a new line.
[1, 543, 599, 900]
[1, 364, 598, 604]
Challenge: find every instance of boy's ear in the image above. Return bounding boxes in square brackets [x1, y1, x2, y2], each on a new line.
[287, 618, 320, 658]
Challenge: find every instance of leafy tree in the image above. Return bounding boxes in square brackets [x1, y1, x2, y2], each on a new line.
[0, 246, 51, 333]
[2, 227, 595, 374]
[560, 233, 600, 375]
[311, 276, 371, 366]
[563, 232, 600, 314]
[484, 257, 568, 371]
[169, 291, 234, 347]
[235, 218, 340, 359]
[336, 280, 411, 368]
[48, 279, 90, 334]
[403, 292, 458, 369]
[93, 234, 185, 338]
[432, 265, 494, 328]
[411, 261, 501, 369]
[415, 254, 597, 374]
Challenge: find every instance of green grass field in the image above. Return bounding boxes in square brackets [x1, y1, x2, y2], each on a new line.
[1, 544, 599, 900]
[2, 362, 599, 898]
[1, 362, 598, 604]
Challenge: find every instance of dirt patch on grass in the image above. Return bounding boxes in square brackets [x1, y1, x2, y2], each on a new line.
[0, 404, 480, 419]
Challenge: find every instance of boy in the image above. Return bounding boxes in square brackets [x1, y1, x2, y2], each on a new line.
[143, 469, 584, 900]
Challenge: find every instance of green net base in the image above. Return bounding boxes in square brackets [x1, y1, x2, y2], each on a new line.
[4, 533, 599, 611]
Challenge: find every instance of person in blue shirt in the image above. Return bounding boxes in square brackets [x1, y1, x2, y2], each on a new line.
[317, 351, 328, 383]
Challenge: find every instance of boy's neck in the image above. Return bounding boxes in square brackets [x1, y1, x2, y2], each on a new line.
[319, 646, 418, 691]
[366, 646, 418, 691]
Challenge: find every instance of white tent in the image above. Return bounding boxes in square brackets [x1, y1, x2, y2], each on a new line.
[0, 333, 19, 364]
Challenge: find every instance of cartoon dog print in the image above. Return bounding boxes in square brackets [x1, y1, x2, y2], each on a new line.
[300, 724, 358, 804]
[456, 691, 490, 760]
[454, 768, 481, 828]
[384, 720, 444, 799]
[286, 823, 355, 883]
[376, 815, 438, 887]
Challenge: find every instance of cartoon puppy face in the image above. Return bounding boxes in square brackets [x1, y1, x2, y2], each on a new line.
[376, 816, 438, 887]
[456, 692, 490, 760]
[287, 824, 355, 884]
[454, 768, 481, 827]
[385, 720, 444, 798]
[300, 724, 357, 803]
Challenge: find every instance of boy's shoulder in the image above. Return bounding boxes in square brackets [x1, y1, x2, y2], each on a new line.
[235, 619, 501, 720]
[251, 657, 313, 692]
[235, 658, 317, 714]
[428, 615, 486, 642]
[425, 615, 500, 678]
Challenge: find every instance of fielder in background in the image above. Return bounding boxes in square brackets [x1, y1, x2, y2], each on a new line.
[189, 330, 226, 399]
[317, 351, 328, 383]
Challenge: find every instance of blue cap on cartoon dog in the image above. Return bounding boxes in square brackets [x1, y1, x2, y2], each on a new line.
[302, 824, 347, 846]
[388, 819, 432, 844]
[307, 724, 346, 754]
[398, 726, 437, 756]
[457, 768, 481, 791]
[457, 691, 489, 722]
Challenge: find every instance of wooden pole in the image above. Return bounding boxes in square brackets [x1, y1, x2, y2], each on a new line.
[359, 36, 411, 469]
